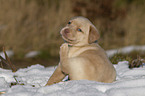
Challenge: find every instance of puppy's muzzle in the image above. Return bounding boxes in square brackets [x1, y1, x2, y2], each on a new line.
[64, 29, 70, 36]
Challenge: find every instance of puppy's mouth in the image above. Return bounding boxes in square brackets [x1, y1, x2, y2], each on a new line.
[61, 34, 78, 46]
[62, 35, 74, 43]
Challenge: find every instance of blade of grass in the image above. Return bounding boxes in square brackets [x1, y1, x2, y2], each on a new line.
[3, 47, 17, 72]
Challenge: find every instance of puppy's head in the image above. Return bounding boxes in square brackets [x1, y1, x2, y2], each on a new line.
[60, 16, 100, 46]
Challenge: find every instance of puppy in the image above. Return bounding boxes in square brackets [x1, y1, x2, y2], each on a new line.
[46, 16, 116, 85]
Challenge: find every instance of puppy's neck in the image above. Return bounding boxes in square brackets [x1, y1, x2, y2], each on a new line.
[68, 43, 99, 58]
[67, 40, 98, 47]
[68, 43, 89, 48]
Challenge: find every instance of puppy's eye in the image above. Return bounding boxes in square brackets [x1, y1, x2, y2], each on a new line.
[68, 22, 71, 24]
[78, 28, 82, 32]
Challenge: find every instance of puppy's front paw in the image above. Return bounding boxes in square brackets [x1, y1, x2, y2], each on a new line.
[60, 43, 69, 60]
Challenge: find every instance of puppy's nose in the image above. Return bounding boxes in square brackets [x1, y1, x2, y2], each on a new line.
[64, 29, 70, 34]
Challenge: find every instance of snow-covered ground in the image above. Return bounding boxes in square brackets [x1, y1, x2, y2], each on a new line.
[0, 45, 145, 96]
[0, 61, 145, 96]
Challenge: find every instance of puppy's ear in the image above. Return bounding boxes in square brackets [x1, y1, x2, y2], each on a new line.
[88, 25, 100, 44]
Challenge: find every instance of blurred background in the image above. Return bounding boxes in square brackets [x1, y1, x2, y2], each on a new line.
[0, 0, 145, 69]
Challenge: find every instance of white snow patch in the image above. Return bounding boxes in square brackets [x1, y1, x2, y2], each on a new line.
[25, 51, 40, 58]
[0, 61, 145, 96]
[106, 45, 145, 57]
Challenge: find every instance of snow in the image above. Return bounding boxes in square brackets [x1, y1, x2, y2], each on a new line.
[0, 61, 145, 96]
[25, 51, 40, 58]
[106, 45, 145, 57]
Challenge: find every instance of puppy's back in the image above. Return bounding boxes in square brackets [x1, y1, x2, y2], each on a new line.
[78, 44, 116, 83]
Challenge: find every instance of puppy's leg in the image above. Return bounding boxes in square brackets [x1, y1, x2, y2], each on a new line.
[60, 43, 69, 74]
[45, 64, 65, 86]
[45, 43, 69, 86]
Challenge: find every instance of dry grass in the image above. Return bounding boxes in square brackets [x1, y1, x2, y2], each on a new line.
[0, 0, 145, 58]
[0, 0, 73, 57]
[110, 50, 145, 64]
[124, 5, 145, 45]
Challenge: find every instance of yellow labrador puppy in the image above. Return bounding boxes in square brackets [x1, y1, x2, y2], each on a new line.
[46, 16, 116, 85]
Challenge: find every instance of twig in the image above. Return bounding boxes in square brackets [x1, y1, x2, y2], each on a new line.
[13, 75, 19, 83]
[3, 47, 17, 72]
[0, 61, 3, 69]
[0, 47, 17, 72]
[0, 56, 10, 66]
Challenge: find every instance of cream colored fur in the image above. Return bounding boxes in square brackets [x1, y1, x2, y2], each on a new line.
[46, 16, 116, 85]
